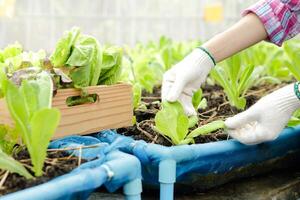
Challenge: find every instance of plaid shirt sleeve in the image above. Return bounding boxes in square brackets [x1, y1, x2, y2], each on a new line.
[243, 0, 300, 46]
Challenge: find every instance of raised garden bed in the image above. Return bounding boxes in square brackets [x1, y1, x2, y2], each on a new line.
[118, 83, 285, 146]
[0, 136, 142, 200]
[96, 83, 300, 200]
[93, 38, 300, 200]
[0, 148, 83, 196]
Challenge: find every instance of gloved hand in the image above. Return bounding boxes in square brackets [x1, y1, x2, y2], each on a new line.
[162, 48, 215, 116]
[225, 83, 300, 145]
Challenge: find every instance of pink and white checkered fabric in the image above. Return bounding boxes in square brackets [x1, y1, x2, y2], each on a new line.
[244, 0, 300, 46]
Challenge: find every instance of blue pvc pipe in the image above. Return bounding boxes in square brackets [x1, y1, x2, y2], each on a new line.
[1, 150, 143, 200]
[95, 127, 300, 199]
[124, 178, 142, 200]
[160, 183, 174, 200]
[103, 151, 143, 199]
[1, 167, 108, 200]
[159, 160, 176, 200]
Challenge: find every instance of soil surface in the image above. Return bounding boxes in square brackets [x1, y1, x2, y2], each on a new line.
[0, 147, 85, 196]
[118, 83, 286, 146]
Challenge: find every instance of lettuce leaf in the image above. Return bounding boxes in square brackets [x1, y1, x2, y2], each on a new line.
[29, 108, 60, 176]
[51, 28, 103, 88]
[1, 42, 22, 61]
[2, 70, 60, 176]
[154, 101, 189, 145]
[0, 42, 46, 74]
[66, 35, 102, 87]
[0, 149, 33, 179]
[0, 125, 17, 154]
[98, 46, 122, 85]
[50, 27, 81, 67]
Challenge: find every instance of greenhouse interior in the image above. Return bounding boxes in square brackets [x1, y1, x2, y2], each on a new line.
[0, 0, 300, 199]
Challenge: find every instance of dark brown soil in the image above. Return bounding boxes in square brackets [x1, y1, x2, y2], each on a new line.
[0, 147, 85, 196]
[142, 86, 161, 99]
[118, 83, 286, 146]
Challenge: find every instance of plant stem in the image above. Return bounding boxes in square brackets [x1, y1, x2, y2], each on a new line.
[188, 120, 226, 139]
[0, 171, 9, 189]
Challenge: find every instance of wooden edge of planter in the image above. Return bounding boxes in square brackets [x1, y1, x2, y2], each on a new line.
[0, 83, 133, 139]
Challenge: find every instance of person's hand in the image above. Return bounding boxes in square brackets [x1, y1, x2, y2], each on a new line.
[225, 84, 300, 145]
[161, 48, 215, 116]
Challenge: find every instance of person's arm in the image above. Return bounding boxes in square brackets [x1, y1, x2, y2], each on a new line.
[225, 0, 300, 144]
[204, 0, 300, 62]
[162, 0, 300, 117]
[203, 13, 267, 62]
[162, 14, 267, 115]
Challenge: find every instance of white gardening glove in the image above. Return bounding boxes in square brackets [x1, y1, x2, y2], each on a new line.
[225, 83, 300, 145]
[162, 48, 215, 116]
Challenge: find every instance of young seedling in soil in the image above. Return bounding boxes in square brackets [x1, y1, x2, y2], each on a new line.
[0, 69, 65, 195]
[154, 101, 225, 145]
[118, 83, 287, 146]
[0, 148, 85, 195]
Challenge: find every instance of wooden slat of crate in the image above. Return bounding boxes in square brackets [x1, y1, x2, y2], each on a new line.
[0, 83, 133, 139]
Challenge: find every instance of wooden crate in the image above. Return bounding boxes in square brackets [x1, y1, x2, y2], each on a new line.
[0, 83, 133, 139]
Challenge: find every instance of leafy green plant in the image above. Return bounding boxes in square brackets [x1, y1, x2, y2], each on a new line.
[192, 89, 207, 110]
[0, 42, 22, 63]
[0, 42, 46, 74]
[154, 101, 190, 145]
[0, 125, 17, 154]
[50, 28, 124, 90]
[50, 27, 102, 88]
[50, 27, 81, 68]
[185, 120, 225, 143]
[0, 149, 33, 179]
[254, 43, 291, 82]
[147, 36, 201, 71]
[154, 101, 225, 145]
[122, 45, 164, 93]
[98, 46, 123, 85]
[283, 40, 300, 80]
[287, 109, 300, 127]
[132, 83, 142, 109]
[1, 70, 60, 176]
[121, 37, 200, 108]
[210, 52, 262, 110]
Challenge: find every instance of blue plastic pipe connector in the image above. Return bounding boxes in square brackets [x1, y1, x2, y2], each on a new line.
[124, 178, 142, 200]
[159, 159, 176, 200]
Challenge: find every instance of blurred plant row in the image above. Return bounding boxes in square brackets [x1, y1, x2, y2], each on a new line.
[121, 37, 300, 111]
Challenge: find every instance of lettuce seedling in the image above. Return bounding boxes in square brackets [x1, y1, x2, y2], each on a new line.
[1, 42, 22, 61]
[147, 36, 201, 71]
[1, 70, 60, 176]
[185, 120, 225, 141]
[155, 101, 225, 145]
[0, 149, 33, 179]
[155, 101, 190, 145]
[253, 43, 291, 82]
[192, 89, 207, 110]
[283, 40, 300, 80]
[210, 52, 261, 110]
[123, 45, 164, 93]
[0, 42, 46, 74]
[0, 125, 18, 155]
